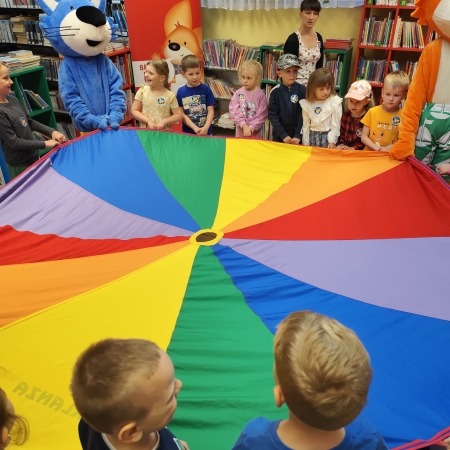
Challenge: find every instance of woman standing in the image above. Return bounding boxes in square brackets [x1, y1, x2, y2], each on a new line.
[283, 0, 324, 86]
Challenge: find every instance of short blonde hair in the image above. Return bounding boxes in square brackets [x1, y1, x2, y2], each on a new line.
[384, 70, 410, 93]
[306, 68, 336, 102]
[274, 311, 372, 431]
[239, 60, 263, 83]
[71, 339, 161, 434]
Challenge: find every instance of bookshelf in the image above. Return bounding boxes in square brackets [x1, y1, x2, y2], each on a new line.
[323, 48, 353, 95]
[353, 0, 435, 103]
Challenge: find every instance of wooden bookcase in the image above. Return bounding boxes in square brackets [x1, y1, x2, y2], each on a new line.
[353, 0, 435, 103]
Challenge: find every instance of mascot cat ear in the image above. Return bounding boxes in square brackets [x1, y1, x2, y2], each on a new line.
[38, 0, 105, 16]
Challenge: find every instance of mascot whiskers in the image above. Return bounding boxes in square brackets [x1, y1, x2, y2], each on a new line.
[390, 0, 450, 178]
[38, 0, 126, 132]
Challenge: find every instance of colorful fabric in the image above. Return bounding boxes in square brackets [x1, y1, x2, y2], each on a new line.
[229, 87, 268, 138]
[361, 105, 403, 150]
[0, 129, 449, 450]
[337, 110, 366, 150]
[176, 83, 215, 135]
[232, 417, 388, 450]
[135, 85, 179, 129]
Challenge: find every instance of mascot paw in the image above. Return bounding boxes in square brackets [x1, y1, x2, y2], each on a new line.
[110, 121, 120, 129]
[97, 119, 108, 131]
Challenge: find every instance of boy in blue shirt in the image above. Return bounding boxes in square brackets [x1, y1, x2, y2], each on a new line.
[71, 338, 188, 450]
[268, 54, 306, 144]
[232, 311, 388, 450]
[176, 55, 215, 136]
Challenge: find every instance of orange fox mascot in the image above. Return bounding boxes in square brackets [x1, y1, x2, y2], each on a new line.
[390, 0, 450, 174]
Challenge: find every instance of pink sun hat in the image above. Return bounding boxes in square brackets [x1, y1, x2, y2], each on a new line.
[345, 80, 372, 101]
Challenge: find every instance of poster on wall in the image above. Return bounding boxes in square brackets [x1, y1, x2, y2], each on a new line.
[124, 0, 203, 92]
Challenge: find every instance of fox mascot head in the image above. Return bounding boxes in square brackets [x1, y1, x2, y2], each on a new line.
[412, 0, 450, 39]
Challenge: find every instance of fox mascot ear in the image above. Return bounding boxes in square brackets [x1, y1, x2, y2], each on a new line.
[412, 0, 450, 38]
[37, 0, 116, 58]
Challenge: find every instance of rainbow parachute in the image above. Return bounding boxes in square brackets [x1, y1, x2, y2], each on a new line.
[1, 129, 450, 449]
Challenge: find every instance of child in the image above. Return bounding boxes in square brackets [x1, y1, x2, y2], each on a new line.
[337, 80, 373, 150]
[0, 62, 66, 179]
[232, 311, 388, 450]
[361, 70, 409, 151]
[300, 67, 342, 148]
[176, 55, 215, 136]
[268, 54, 306, 144]
[131, 60, 182, 129]
[0, 386, 29, 448]
[71, 338, 188, 450]
[229, 60, 268, 138]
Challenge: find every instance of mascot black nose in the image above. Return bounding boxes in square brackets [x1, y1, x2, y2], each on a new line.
[76, 6, 107, 27]
[169, 42, 181, 52]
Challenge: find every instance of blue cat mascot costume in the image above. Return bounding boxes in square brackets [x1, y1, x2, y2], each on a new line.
[37, 0, 126, 132]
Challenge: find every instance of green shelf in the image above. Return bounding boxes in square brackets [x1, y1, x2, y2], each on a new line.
[9, 66, 57, 130]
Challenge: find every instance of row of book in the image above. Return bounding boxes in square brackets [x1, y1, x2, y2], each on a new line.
[356, 58, 387, 83]
[261, 50, 282, 81]
[0, 15, 50, 46]
[49, 90, 67, 113]
[203, 39, 259, 70]
[428, 30, 440, 44]
[366, 0, 414, 5]
[0, 55, 22, 71]
[205, 75, 239, 99]
[389, 59, 418, 80]
[324, 55, 343, 88]
[0, 0, 40, 7]
[360, 13, 393, 47]
[392, 18, 425, 48]
[40, 55, 60, 82]
[110, 53, 134, 86]
[8, 49, 39, 67]
[110, 3, 128, 38]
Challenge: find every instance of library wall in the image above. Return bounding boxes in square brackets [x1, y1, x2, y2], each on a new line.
[202, 7, 362, 74]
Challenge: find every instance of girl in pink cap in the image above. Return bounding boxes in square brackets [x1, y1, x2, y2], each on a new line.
[337, 80, 373, 150]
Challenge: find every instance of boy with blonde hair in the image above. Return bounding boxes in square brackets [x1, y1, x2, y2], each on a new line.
[361, 70, 410, 152]
[71, 338, 188, 450]
[232, 311, 387, 450]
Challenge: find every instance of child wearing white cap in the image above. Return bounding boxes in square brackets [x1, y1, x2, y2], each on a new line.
[336, 80, 373, 150]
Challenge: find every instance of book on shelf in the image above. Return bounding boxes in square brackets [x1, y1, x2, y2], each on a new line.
[0, 0, 40, 7]
[390, 59, 418, 80]
[324, 38, 354, 50]
[205, 75, 239, 99]
[392, 19, 425, 48]
[366, 0, 410, 5]
[24, 89, 49, 109]
[356, 57, 387, 83]
[261, 49, 282, 81]
[203, 39, 259, 69]
[16, 80, 32, 112]
[324, 54, 343, 87]
[49, 90, 68, 113]
[0, 56, 22, 72]
[8, 50, 40, 68]
[40, 56, 60, 81]
[0, 18, 15, 43]
[360, 13, 393, 47]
